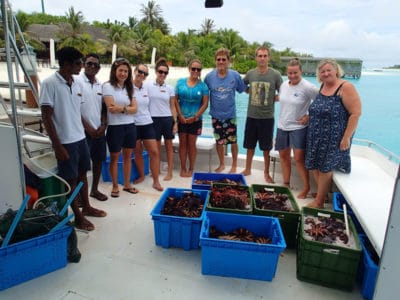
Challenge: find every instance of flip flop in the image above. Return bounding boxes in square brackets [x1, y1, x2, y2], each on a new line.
[82, 206, 107, 217]
[123, 187, 139, 194]
[90, 191, 108, 201]
[111, 190, 120, 198]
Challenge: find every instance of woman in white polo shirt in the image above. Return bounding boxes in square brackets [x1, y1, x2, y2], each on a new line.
[132, 63, 163, 191]
[147, 58, 177, 181]
[103, 58, 138, 197]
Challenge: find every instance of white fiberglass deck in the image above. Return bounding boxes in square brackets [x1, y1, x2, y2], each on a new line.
[0, 153, 365, 300]
[333, 143, 398, 256]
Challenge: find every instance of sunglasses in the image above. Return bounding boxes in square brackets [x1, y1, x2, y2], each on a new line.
[157, 70, 169, 75]
[216, 58, 227, 62]
[113, 58, 130, 65]
[191, 67, 202, 72]
[137, 69, 149, 77]
[86, 61, 100, 68]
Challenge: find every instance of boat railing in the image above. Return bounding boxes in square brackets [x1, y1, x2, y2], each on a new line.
[353, 138, 400, 165]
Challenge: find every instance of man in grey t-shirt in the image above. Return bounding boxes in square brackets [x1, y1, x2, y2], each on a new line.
[241, 46, 282, 182]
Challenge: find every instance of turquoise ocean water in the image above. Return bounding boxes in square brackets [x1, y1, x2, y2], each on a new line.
[198, 69, 400, 158]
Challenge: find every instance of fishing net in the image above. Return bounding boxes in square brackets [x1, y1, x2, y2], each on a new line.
[0, 207, 81, 263]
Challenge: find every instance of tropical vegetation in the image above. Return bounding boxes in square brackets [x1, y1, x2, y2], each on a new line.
[9, 0, 311, 73]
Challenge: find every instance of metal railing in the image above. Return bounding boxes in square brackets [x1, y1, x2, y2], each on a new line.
[353, 138, 400, 164]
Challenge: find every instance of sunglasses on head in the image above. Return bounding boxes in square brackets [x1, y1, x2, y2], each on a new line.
[157, 70, 169, 75]
[114, 58, 130, 65]
[86, 61, 100, 68]
[137, 69, 149, 77]
[191, 67, 202, 72]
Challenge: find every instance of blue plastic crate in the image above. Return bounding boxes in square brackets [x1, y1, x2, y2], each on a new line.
[192, 172, 247, 190]
[333, 192, 364, 234]
[150, 188, 209, 251]
[102, 151, 149, 184]
[200, 212, 286, 281]
[0, 226, 72, 290]
[358, 234, 379, 300]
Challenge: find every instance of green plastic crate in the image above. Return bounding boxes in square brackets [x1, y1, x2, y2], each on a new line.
[206, 183, 252, 214]
[251, 184, 300, 248]
[296, 207, 362, 290]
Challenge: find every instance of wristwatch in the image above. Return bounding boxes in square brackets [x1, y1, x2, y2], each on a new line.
[122, 106, 127, 114]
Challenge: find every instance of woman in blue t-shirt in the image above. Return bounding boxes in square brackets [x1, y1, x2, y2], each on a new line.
[174, 59, 209, 177]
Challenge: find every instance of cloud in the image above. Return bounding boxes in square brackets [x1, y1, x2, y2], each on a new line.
[10, 0, 400, 67]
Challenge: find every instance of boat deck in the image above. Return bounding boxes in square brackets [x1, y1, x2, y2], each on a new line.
[1, 155, 364, 299]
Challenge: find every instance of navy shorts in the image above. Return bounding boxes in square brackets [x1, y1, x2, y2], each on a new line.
[275, 127, 308, 150]
[57, 138, 91, 180]
[106, 123, 137, 152]
[86, 133, 106, 162]
[178, 119, 202, 136]
[136, 123, 156, 140]
[152, 116, 175, 141]
[212, 117, 237, 145]
[243, 117, 274, 151]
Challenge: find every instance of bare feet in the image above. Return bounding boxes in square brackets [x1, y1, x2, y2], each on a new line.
[152, 182, 164, 191]
[241, 169, 251, 176]
[229, 167, 237, 174]
[134, 176, 145, 184]
[180, 169, 192, 177]
[90, 190, 108, 201]
[82, 206, 107, 217]
[297, 189, 309, 199]
[214, 165, 225, 173]
[264, 173, 274, 183]
[311, 192, 329, 202]
[74, 217, 95, 231]
[164, 173, 173, 181]
[306, 200, 324, 208]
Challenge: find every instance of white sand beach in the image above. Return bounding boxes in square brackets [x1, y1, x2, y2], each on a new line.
[0, 62, 213, 118]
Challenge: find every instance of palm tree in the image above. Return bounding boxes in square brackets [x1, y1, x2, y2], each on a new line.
[57, 7, 94, 54]
[140, 1, 170, 34]
[200, 18, 215, 36]
[65, 6, 84, 37]
[128, 16, 140, 30]
[132, 22, 152, 44]
[107, 24, 145, 60]
[140, 1, 162, 29]
[215, 28, 246, 58]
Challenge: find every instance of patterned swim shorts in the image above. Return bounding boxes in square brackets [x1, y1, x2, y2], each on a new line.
[212, 117, 237, 145]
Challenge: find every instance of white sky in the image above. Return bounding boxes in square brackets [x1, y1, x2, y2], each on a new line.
[10, 0, 400, 68]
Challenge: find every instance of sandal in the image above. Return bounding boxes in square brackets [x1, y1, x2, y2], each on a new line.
[123, 187, 139, 194]
[90, 191, 108, 201]
[82, 206, 107, 217]
[111, 190, 120, 198]
[74, 219, 95, 231]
